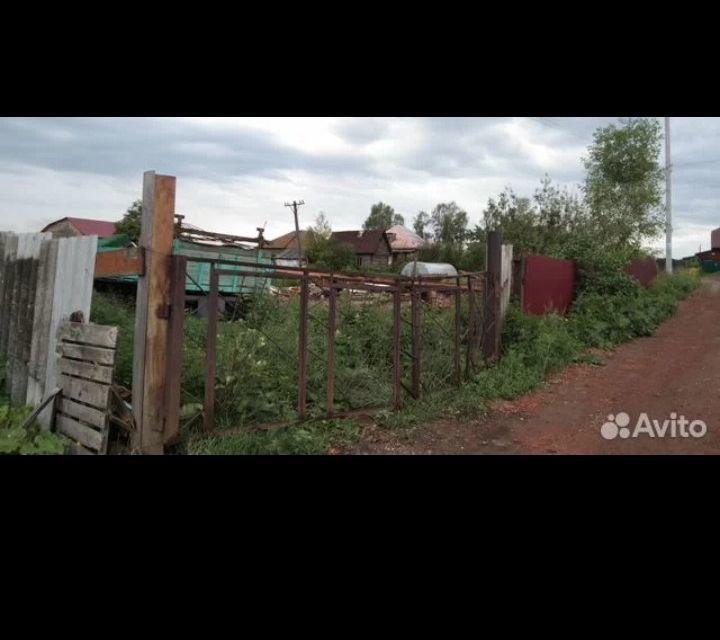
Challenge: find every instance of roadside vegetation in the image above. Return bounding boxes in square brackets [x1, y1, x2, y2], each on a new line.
[95, 117, 702, 454]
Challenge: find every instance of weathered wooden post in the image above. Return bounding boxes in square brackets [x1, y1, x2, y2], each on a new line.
[482, 230, 502, 362]
[132, 171, 176, 454]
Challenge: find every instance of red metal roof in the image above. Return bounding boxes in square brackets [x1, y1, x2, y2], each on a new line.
[43, 217, 117, 238]
[67, 218, 117, 237]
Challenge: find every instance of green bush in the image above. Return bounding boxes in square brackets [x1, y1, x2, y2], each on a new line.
[0, 403, 67, 455]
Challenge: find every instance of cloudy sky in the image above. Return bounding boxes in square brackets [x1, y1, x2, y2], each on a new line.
[0, 117, 718, 258]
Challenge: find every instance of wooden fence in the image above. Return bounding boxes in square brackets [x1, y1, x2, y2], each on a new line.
[0, 232, 97, 425]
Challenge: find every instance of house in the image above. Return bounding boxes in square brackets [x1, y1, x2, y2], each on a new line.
[331, 230, 393, 267]
[263, 230, 310, 266]
[386, 225, 425, 265]
[41, 217, 117, 239]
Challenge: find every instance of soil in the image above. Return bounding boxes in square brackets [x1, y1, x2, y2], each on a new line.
[345, 276, 720, 455]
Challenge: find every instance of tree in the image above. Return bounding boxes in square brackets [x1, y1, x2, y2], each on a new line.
[363, 202, 403, 230]
[582, 117, 665, 247]
[115, 200, 142, 243]
[413, 211, 430, 239]
[305, 212, 355, 270]
[312, 212, 332, 239]
[430, 202, 468, 246]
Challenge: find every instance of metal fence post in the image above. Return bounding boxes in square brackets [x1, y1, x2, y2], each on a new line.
[326, 280, 336, 418]
[411, 281, 422, 399]
[203, 267, 219, 432]
[297, 273, 309, 422]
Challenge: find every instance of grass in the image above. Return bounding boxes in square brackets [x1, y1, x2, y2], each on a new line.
[90, 268, 701, 455]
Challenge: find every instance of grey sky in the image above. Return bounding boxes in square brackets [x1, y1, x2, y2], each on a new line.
[0, 116, 717, 258]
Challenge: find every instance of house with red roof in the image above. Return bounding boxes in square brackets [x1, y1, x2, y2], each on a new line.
[41, 217, 117, 239]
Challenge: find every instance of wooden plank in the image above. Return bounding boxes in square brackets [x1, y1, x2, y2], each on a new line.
[60, 343, 116, 365]
[39, 236, 96, 417]
[95, 247, 144, 277]
[132, 171, 176, 454]
[56, 415, 103, 451]
[60, 374, 110, 411]
[58, 321, 118, 348]
[26, 238, 58, 409]
[59, 358, 114, 384]
[57, 397, 107, 429]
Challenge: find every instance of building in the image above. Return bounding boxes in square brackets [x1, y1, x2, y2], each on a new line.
[386, 225, 425, 264]
[331, 230, 393, 267]
[41, 217, 117, 239]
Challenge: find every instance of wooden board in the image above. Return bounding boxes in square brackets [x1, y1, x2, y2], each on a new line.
[60, 342, 116, 366]
[59, 375, 110, 411]
[95, 247, 144, 277]
[57, 398, 107, 430]
[56, 415, 103, 451]
[59, 358, 114, 384]
[58, 322, 118, 348]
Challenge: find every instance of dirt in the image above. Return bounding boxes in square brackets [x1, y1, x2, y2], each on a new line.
[346, 276, 720, 455]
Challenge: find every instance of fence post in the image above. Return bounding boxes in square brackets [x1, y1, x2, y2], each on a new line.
[482, 230, 502, 362]
[203, 267, 219, 433]
[455, 278, 461, 387]
[326, 280, 336, 418]
[132, 171, 176, 454]
[393, 281, 402, 410]
[297, 273, 309, 422]
[411, 281, 422, 399]
[164, 254, 187, 445]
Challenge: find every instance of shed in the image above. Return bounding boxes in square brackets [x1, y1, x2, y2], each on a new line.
[400, 262, 458, 277]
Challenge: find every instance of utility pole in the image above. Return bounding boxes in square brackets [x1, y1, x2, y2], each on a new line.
[284, 200, 305, 264]
[665, 117, 673, 274]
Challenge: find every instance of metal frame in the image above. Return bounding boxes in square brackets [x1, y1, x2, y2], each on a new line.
[168, 256, 485, 436]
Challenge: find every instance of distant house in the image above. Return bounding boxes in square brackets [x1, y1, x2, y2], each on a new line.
[42, 217, 117, 239]
[386, 225, 425, 264]
[331, 230, 393, 267]
[264, 230, 310, 266]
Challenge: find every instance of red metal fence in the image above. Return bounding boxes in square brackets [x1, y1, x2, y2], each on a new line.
[626, 257, 658, 287]
[521, 255, 577, 316]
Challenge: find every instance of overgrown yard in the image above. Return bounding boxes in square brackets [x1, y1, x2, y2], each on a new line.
[90, 267, 700, 455]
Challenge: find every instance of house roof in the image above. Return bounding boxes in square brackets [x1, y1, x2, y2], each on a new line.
[386, 225, 425, 251]
[331, 230, 388, 254]
[265, 230, 310, 251]
[42, 217, 117, 238]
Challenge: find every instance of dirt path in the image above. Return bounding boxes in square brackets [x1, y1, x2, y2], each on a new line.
[348, 276, 720, 455]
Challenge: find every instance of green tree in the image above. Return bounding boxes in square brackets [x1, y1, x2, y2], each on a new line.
[305, 213, 355, 270]
[115, 200, 142, 243]
[582, 117, 665, 247]
[363, 202, 404, 230]
[430, 202, 468, 246]
[413, 211, 430, 238]
[312, 212, 332, 239]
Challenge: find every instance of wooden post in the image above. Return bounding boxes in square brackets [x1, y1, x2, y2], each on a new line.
[482, 230, 502, 362]
[164, 255, 186, 445]
[203, 268, 219, 433]
[455, 278, 461, 386]
[132, 171, 176, 454]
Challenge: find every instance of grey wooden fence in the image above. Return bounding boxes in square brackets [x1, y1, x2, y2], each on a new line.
[0, 232, 97, 425]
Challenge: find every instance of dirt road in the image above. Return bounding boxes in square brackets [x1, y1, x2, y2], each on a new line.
[349, 276, 720, 455]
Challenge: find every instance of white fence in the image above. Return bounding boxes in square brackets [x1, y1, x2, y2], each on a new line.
[0, 232, 97, 424]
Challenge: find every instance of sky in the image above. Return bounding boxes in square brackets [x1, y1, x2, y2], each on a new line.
[0, 116, 718, 258]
